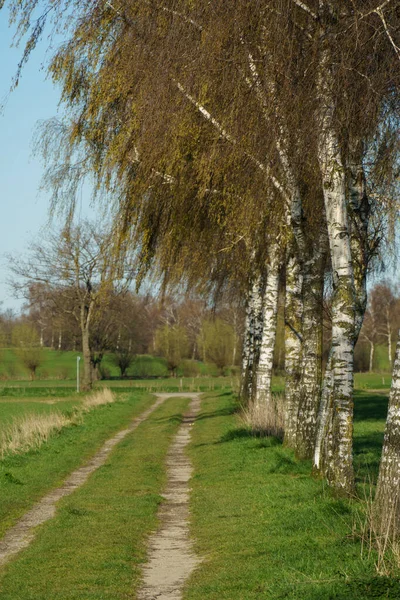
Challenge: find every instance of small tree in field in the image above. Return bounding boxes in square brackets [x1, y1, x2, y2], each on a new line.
[155, 325, 188, 377]
[199, 319, 235, 375]
[12, 324, 43, 380]
[112, 349, 134, 378]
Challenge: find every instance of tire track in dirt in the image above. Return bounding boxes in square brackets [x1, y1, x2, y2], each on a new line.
[0, 394, 168, 568]
[138, 393, 202, 600]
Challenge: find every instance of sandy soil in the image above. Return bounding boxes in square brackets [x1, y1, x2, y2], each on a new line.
[138, 393, 202, 600]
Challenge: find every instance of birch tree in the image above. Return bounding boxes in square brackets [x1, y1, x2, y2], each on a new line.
[3, 0, 400, 494]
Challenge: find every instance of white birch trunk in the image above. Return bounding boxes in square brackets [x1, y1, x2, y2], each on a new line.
[317, 48, 356, 494]
[253, 246, 280, 409]
[296, 242, 325, 459]
[240, 274, 263, 403]
[369, 342, 374, 373]
[314, 352, 334, 472]
[388, 322, 392, 367]
[284, 246, 303, 448]
[314, 140, 370, 481]
[373, 331, 400, 540]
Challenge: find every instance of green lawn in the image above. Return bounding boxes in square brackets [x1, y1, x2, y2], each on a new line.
[0, 348, 229, 381]
[0, 396, 190, 599]
[184, 390, 397, 600]
[0, 375, 396, 599]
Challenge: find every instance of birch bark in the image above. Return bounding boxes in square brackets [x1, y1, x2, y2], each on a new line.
[284, 244, 303, 448]
[317, 45, 356, 494]
[253, 245, 281, 409]
[374, 332, 400, 540]
[240, 273, 263, 403]
[313, 141, 370, 479]
[295, 241, 326, 459]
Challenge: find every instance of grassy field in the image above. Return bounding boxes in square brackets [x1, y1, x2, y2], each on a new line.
[0, 374, 396, 599]
[0, 396, 190, 599]
[0, 390, 154, 538]
[185, 389, 396, 599]
[0, 348, 230, 381]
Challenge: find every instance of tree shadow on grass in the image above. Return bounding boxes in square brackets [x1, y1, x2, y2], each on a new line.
[353, 432, 384, 483]
[218, 427, 282, 447]
[195, 406, 238, 422]
[353, 392, 388, 422]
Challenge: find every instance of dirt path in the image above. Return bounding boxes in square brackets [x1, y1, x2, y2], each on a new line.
[0, 394, 168, 568]
[138, 393, 202, 600]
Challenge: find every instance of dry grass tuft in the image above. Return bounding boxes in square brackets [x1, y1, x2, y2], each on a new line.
[353, 483, 400, 576]
[241, 394, 285, 438]
[0, 389, 117, 458]
[0, 412, 71, 459]
[82, 388, 116, 410]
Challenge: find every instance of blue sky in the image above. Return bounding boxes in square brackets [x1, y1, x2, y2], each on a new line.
[0, 13, 96, 312]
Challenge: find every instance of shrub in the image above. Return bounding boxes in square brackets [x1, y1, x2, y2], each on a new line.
[179, 359, 201, 377]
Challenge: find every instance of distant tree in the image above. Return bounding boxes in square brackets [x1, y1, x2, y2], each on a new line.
[12, 323, 43, 380]
[155, 325, 189, 376]
[360, 307, 380, 372]
[199, 319, 235, 374]
[8, 221, 132, 389]
[372, 283, 398, 368]
[112, 349, 134, 378]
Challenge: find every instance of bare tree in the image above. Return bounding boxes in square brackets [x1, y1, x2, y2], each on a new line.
[8, 221, 132, 389]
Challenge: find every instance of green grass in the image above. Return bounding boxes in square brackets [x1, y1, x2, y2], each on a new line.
[184, 391, 397, 600]
[0, 397, 80, 427]
[0, 390, 153, 538]
[0, 374, 395, 599]
[354, 372, 391, 390]
[0, 348, 227, 381]
[0, 396, 190, 599]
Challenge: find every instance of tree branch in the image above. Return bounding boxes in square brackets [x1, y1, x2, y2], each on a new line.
[175, 81, 289, 201]
[375, 7, 400, 60]
[290, 0, 317, 20]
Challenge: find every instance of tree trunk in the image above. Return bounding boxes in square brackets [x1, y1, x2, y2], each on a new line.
[253, 245, 280, 409]
[58, 330, 62, 351]
[81, 303, 93, 390]
[240, 274, 263, 403]
[388, 321, 392, 367]
[373, 332, 400, 541]
[295, 242, 325, 459]
[369, 342, 374, 373]
[284, 244, 303, 448]
[314, 351, 334, 473]
[317, 50, 356, 495]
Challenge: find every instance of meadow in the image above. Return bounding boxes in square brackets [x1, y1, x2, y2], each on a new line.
[0, 373, 396, 599]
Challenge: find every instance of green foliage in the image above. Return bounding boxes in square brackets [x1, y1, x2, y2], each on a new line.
[178, 359, 201, 377]
[198, 318, 235, 373]
[130, 355, 169, 378]
[155, 325, 189, 375]
[112, 349, 134, 377]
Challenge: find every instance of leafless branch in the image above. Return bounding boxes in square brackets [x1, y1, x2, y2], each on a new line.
[290, 0, 317, 20]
